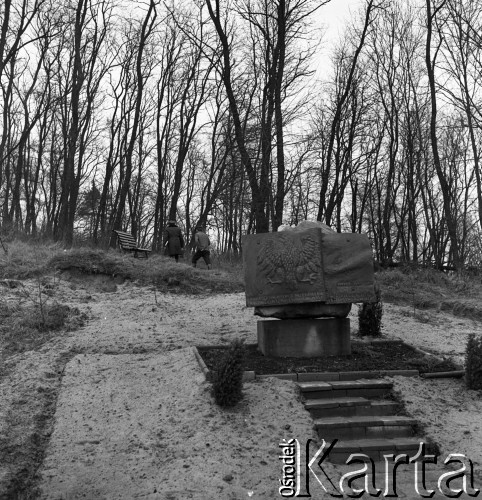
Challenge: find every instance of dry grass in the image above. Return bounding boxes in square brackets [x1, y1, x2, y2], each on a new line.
[2, 237, 482, 318]
[377, 266, 482, 320]
[0, 298, 85, 361]
[49, 249, 244, 294]
[0, 239, 244, 295]
[0, 239, 61, 278]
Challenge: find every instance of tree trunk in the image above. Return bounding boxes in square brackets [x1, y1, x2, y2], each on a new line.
[206, 0, 268, 233]
[425, 0, 461, 269]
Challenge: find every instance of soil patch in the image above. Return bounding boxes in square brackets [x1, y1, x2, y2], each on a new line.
[36, 349, 318, 499]
[59, 268, 124, 293]
[198, 340, 461, 375]
[1, 280, 478, 498]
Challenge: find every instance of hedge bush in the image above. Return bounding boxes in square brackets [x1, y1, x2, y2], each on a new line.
[358, 285, 383, 337]
[212, 340, 245, 407]
[466, 333, 482, 390]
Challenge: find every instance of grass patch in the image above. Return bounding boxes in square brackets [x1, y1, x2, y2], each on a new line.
[50, 250, 244, 294]
[377, 266, 482, 320]
[0, 239, 244, 295]
[0, 239, 61, 278]
[2, 238, 482, 316]
[0, 301, 86, 359]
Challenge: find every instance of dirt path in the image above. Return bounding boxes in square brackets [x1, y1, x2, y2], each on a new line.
[1, 275, 481, 498]
[38, 349, 317, 499]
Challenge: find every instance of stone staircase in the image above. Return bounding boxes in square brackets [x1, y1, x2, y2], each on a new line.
[298, 378, 429, 463]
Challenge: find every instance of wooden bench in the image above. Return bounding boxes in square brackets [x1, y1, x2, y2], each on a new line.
[113, 230, 151, 258]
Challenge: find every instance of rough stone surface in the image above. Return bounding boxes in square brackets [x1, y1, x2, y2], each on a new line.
[278, 220, 335, 233]
[320, 232, 375, 304]
[244, 228, 325, 306]
[244, 228, 375, 307]
[254, 302, 352, 319]
[257, 318, 351, 357]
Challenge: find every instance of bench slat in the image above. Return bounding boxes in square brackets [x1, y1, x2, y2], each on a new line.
[113, 230, 151, 258]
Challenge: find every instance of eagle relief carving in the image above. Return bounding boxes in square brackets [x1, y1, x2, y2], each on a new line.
[256, 233, 321, 290]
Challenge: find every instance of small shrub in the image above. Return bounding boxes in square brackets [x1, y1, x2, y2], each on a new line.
[412, 311, 436, 324]
[465, 333, 482, 390]
[212, 340, 245, 407]
[21, 303, 71, 332]
[0, 300, 12, 319]
[358, 286, 383, 337]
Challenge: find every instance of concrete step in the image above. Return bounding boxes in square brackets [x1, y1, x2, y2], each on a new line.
[314, 415, 417, 440]
[325, 437, 428, 463]
[304, 397, 400, 418]
[298, 379, 393, 399]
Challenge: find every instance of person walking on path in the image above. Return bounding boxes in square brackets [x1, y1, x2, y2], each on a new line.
[163, 220, 185, 262]
[192, 226, 211, 269]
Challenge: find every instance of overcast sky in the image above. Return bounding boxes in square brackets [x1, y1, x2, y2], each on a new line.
[320, 0, 363, 35]
[314, 0, 363, 74]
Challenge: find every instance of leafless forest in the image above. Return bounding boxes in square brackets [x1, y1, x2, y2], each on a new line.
[1, 0, 482, 269]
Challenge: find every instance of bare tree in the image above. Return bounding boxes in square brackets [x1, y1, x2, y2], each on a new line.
[316, 0, 379, 226]
[53, 0, 115, 246]
[425, 0, 462, 269]
[165, 7, 214, 225]
[206, 0, 270, 232]
[110, 0, 157, 242]
[439, 0, 482, 234]
[0, 0, 51, 232]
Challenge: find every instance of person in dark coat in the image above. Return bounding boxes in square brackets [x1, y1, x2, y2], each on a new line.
[192, 226, 211, 269]
[163, 220, 184, 262]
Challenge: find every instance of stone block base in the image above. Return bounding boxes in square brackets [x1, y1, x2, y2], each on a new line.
[257, 318, 350, 358]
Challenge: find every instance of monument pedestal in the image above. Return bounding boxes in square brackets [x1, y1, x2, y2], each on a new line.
[257, 318, 351, 358]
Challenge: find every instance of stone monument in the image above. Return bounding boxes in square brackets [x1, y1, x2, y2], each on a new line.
[243, 221, 375, 358]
